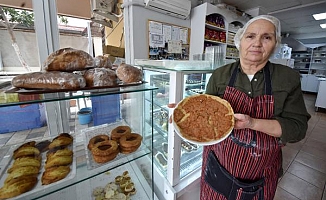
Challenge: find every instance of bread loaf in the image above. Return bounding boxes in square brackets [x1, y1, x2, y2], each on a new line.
[43, 48, 95, 72]
[116, 63, 142, 83]
[94, 55, 113, 69]
[12, 71, 86, 90]
[84, 68, 118, 87]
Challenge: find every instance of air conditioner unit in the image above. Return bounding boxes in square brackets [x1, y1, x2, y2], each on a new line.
[144, 0, 191, 19]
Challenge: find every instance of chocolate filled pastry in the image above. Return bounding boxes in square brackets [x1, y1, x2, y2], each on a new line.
[7, 157, 41, 173]
[5, 166, 40, 184]
[46, 148, 73, 158]
[45, 155, 73, 169]
[0, 176, 38, 199]
[35, 140, 51, 153]
[13, 146, 40, 160]
[48, 133, 73, 150]
[110, 126, 131, 141]
[42, 165, 71, 185]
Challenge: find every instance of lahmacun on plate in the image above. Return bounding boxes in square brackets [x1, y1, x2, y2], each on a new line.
[173, 94, 234, 145]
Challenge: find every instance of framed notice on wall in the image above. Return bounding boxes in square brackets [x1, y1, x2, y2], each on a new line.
[148, 20, 190, 60]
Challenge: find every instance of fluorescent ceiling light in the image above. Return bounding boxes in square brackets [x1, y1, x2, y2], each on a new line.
[320, 23, 326, 29]
[313, 12, 326, 20]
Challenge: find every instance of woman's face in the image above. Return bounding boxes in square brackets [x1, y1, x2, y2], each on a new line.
[239, 19, 277, 64]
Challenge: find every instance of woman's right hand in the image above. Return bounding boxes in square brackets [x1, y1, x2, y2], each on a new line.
[167, 103, 177, 123]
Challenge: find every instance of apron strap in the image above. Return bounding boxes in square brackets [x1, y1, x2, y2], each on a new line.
[228, 62, 273, 95]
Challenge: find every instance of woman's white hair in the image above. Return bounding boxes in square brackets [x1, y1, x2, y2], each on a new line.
[234, 15, 282, 50]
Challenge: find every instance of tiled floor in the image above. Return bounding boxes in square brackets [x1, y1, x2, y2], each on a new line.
[0, 94, 325, 200]
[274, 93, 326, 200]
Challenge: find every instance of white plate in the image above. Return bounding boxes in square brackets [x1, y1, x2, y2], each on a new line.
[172, 95, 234, 146]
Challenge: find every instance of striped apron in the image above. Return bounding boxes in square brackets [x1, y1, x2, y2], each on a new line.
[200, 66, 282, 200]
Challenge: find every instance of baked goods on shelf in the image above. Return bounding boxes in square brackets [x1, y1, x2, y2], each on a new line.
[94, 55, 113, 69]
[91, 140, 119, 163]
[11, 71, 86, 90]
[42, 133, 74, 185]
[35, 140, 51, 153]
[7, 157, 41, 173]
[119, 133, 142, 154]
[0, 176, 38, 199]
[0, 141, 41, 199]
[111, 126, 131, 141]
[48, 133, 73, 150]
[173, 94, 234, 143]
[92, 170, 137, 200]
[43, 48, 95, 72]
[87, 134, 110, 150]
[13, 141, 40, 159]
[116, 63, 143, 83]
[41, 165, 71, 185]
[83, 68, 118, 87]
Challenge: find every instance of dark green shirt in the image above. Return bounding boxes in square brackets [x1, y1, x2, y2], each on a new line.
[205, 60, 311, 144]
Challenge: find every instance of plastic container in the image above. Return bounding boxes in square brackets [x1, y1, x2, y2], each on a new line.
[77, 108, 92, 125]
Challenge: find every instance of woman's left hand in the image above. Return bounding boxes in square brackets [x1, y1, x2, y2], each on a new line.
[234, 113, 255, 129]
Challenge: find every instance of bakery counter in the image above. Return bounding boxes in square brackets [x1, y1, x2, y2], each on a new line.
[0, 83, 158, 199]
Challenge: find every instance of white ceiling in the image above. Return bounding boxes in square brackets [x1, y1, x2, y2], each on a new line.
[1, 0, 325, 47]
[197, 0, 326, 47]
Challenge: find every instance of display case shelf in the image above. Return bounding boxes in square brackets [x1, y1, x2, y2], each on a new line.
[137, 59, 218, 200]
[0, 83, 158, 199]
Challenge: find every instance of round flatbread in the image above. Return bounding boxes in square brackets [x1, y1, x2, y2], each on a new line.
[173, 94, 234, 144]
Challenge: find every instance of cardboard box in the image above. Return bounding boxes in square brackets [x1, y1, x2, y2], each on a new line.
[103, 45, 125, 57]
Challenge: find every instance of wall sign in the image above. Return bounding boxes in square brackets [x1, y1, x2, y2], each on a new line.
[148, 20, 190, 60]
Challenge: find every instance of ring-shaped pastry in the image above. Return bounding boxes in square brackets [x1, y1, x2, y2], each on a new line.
[87, 134, 110, 150]
[111, 126, 131, 141]
[119, 133, 142, 154]
[92, 149, 119, 163]
[91, 140, 119, 156]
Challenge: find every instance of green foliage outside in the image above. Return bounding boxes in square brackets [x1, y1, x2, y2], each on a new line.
[0, 7, 68, 27]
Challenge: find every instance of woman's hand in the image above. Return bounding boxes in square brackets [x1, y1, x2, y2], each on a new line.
[167, 103, 177, 123]
[234, 113, 255, 129]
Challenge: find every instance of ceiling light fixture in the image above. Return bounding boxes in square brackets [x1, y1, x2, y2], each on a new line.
[320, 23, 326, 29]
[313, 12, 326, 20]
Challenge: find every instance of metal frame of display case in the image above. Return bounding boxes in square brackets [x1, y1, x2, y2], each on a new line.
[137, 60, 226, 200]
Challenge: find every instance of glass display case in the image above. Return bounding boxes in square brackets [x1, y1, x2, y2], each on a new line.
[0, 83, 157, 200]
[136, 59, 227, 200]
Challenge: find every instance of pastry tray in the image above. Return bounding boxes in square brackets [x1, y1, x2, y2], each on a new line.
[0, 137, 77, 200]
[5, 81, 146, 94]
[86, 162, 153, 200]
[82, 121, 149, 170]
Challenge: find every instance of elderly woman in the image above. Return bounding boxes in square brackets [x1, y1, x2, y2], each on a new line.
[200, 15, 310, 200]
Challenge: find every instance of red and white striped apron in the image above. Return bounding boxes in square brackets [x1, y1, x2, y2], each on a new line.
[200, 66, 282, 200]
